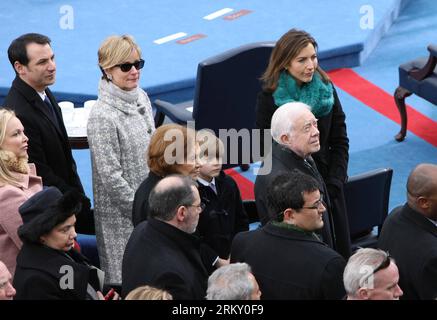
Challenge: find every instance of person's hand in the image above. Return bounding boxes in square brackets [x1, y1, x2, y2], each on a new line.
[96, 290, 121, 300]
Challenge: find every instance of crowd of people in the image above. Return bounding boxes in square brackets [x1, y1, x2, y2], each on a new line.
[0, 29, 436, 301]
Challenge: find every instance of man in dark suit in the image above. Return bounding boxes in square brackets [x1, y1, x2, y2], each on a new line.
[3, 33, 93, 233]
[255, 102, 351, 257]
[231, 170, 346, 300]
[122, 175, 208, 299]
[378, 163, 437, 300]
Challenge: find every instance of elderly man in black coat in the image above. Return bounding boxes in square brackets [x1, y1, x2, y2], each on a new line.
[122, 175, 208, 299]
[3, 33, 93, 234]
[378, 163, 437, 300]
[231, 170, 346, 300]
[255, 102, 351, 257]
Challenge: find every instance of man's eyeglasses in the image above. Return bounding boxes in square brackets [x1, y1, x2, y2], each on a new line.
[302, 195, 326, 210]
[373, 252, 391, 275]
[115, 59, 145, 72]
[275, 195, 326, 221]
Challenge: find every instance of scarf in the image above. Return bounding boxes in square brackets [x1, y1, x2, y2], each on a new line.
[273, 71, 334, 118]
[271, 220, 322, 242]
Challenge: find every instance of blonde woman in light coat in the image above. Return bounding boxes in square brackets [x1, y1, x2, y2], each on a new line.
[87, 35, 155, 285]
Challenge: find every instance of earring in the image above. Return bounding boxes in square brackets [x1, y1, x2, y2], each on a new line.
[107, 74, 113, 81]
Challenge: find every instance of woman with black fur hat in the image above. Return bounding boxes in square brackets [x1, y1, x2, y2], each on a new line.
[12, 187, 119, 300]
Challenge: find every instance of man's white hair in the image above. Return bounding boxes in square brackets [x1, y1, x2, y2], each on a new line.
[343, 248, 392, 297]
[270, 102, 312, 144]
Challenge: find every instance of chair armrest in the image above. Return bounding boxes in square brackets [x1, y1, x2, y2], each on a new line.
[428, 44, 437, 57]
[409, 44, 437, 81]
[153, 99, 194, 126]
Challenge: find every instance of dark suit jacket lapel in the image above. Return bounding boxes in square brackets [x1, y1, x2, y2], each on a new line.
[45, 89, 68, 137]
[403, 204, 437, 237]
[13, 77, 64, 136]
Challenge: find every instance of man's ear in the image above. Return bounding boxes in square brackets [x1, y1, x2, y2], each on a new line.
[14, 61, 25, 75]
[280, 134, 289, 145]
[39, 235, 47, 245]
[357, 287, 370, 300]
[417, 196, 430, 210]
[175, 205, 187, 223]
[283, 208, 296, 223]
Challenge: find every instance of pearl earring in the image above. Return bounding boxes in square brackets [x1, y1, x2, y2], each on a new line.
[107, 74, 113, 81]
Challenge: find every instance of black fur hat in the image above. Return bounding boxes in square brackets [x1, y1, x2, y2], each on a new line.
[18, 187, 83, 244]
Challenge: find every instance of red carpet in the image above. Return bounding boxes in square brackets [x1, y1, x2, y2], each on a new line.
[329, 68, 437, 147]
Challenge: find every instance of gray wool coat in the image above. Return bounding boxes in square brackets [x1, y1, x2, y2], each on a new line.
[87, 79, 155, 285]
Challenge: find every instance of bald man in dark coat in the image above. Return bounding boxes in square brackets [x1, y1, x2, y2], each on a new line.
[378, 163, 437, 300]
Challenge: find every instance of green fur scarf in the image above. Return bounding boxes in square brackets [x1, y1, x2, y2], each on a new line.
[273, 71, 334, 118]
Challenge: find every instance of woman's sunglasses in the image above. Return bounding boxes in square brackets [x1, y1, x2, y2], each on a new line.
[115, 59, 145, 72]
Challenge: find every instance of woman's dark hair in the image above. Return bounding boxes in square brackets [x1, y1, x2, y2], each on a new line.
[261, 28, 330, 92]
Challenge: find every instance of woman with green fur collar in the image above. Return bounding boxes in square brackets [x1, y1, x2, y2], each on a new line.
[255, 28, 351, 258]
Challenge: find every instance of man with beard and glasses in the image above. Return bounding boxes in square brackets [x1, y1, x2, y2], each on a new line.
[122, 175, 208, 300]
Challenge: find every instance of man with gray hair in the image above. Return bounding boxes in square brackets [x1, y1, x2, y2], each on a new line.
[122, 175, 208, 299]
[344, 248, 403, 300]
[206, 262, 261, 300]
[255, 102, 351, 257]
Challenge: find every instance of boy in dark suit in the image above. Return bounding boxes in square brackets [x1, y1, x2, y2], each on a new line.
[196, 130, 249, 272]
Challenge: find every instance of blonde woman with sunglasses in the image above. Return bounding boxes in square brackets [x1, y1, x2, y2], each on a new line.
[87, 35, 155, 286]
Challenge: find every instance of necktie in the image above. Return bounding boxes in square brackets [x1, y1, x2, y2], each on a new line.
[44, 95, 59, 129]
[209, 182, 217, 195]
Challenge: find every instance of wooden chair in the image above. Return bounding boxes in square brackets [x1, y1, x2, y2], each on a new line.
[394, 44, 437, 141]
